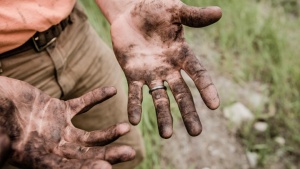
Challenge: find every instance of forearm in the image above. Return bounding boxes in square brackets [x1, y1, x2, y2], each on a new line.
[95, 0, 135, 24]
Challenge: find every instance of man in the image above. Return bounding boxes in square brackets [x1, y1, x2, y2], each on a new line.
[0, 0, 222, 168]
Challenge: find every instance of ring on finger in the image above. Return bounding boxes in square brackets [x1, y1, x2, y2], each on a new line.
[149, 85, 167, 94]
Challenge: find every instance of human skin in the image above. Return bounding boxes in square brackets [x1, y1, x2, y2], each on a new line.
[96, 0, 222, 138]
[0, 127, 11, 166]
[0, 76, 135, 169]
[0, 0, 222, 167]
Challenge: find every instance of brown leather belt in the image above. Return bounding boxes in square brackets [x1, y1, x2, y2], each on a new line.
[0, 16, 72, 59]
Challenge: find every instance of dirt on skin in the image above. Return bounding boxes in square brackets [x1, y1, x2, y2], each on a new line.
[160, 81, 250, 169]
[160, 28, 251, 169]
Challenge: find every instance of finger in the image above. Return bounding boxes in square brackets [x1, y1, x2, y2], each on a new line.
[66, 87, 117, 118]
[127, 81, 143, 125]
[58, 142, 136, 165]
[149, 85, 173, 138]
[22, 152, 112, 169]
[65, 123, 131, 146]
[167, 74, 202, 136]
[179, 5, 222, 27]
[182, 48, 220, 110]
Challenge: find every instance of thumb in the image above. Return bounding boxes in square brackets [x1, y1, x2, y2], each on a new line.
[66, 87, 117, 118]
[180, 5, 222, 28]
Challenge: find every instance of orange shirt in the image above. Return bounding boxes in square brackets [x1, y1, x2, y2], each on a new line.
[0, 0, 76, 54]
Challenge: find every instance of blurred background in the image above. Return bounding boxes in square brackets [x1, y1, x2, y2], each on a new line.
[79, 0, 300, 168]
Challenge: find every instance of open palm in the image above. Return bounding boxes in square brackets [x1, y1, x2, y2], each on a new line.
[0, 76, 135, 169]
[111, 0, 222, 138]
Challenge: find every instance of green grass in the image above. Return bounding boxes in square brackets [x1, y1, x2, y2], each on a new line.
[80, 0, 300, 168]
[184, 0, 300, 167]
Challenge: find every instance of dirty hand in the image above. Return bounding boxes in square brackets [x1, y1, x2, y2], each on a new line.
[98, 0, 221, 138]
[0, 76, 135, 169]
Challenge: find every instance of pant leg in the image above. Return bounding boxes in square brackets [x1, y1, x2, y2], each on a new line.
[51, 5, 145, 168]
[63, 36, 145, 169]
[0, 48, 62, 98]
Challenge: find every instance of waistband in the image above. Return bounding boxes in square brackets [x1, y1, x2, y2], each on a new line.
[0, 15, 73, 59]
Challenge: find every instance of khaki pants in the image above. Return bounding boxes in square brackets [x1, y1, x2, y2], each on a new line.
[0, 4, 144, 169]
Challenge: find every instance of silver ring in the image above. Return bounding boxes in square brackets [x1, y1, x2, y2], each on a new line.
[149, 85, 167, 94]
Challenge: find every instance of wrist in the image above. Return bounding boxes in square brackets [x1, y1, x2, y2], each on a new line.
[95, 0, 135, 24]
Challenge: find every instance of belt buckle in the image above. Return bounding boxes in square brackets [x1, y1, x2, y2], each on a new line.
[32, 37, 57, 52]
